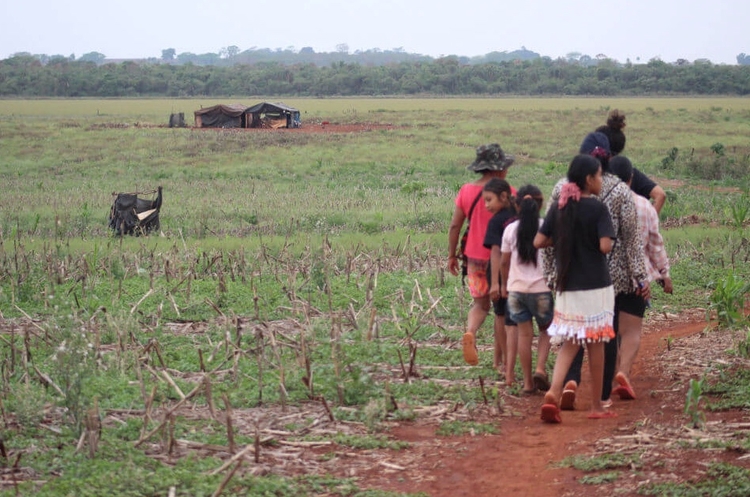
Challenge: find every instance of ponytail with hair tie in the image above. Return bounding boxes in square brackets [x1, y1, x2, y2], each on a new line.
[558, 182, 581, 209]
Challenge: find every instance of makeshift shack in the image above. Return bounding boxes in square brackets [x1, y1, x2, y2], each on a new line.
[109, 187, 163, 236]
[245, 102, 301, 128]
[194, 104, 248, 128]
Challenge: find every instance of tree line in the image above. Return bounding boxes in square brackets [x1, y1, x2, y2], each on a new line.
[2, 54, 750, 97]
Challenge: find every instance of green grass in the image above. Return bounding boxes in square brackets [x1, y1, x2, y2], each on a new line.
[435, 420, 498, 436]
[639, 463, 750, 496]
[2, 97, 750, 494]
[556, 452, 642, 471]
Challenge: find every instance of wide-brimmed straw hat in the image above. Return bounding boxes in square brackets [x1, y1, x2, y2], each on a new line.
[467, 143, 515, 172]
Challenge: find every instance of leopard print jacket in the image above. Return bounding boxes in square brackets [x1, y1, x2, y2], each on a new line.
[542, 173, 647, 295]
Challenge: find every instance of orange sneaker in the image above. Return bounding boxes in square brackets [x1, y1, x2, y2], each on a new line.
[462, 332, 479, 366]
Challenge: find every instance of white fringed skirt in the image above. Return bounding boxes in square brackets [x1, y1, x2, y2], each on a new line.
[547, 286, 615, 344]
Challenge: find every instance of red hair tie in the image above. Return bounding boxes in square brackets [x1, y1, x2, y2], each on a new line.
[558, 182, 581, 209]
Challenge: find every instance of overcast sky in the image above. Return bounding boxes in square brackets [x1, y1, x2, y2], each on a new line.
[2, 0, 747, 64]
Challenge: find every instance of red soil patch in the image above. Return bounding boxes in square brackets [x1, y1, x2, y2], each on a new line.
[351, 310, 750, 496]
[191, 122, 396, 133]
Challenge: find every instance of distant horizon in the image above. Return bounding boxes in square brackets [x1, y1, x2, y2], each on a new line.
[6, 45, 745, 65]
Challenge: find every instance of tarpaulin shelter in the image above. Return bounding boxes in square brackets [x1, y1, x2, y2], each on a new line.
[109, 187, 163, 236]
[245, 102, 301, 128]
[193, 103, 248, 128]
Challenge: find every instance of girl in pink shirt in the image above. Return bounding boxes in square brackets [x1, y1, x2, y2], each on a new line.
[499, 185, 553, 394]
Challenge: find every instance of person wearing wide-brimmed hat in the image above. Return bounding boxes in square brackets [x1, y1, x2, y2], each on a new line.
[448, 143, 516, 368]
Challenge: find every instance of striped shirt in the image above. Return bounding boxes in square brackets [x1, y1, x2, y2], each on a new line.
[633, 193, 670, 281]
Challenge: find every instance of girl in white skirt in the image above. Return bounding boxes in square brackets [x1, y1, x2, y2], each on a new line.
[533, 154, 616, 423]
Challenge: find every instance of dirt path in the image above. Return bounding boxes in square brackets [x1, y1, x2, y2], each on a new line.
[354, 310, 724, 496]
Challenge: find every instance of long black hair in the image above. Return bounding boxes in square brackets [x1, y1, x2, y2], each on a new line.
[514, 184, 543, 266]
[555, 155, 602, 291]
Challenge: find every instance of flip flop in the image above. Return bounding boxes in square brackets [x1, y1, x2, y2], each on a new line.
[560, 380, 577, 411]
[533, 372, 550, 392]
[614, 372, 637, 400]
[540, 404, 562, 423]
[522, 388, 536, 397]
[587, 410, 618, 419]
[462, 332, 479, 366]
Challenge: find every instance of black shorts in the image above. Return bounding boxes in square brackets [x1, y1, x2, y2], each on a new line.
[615, 291, 647, 318]
[492, 296, 517, 326]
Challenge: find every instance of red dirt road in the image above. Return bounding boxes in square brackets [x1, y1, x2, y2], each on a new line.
[355, 312, 730, 496]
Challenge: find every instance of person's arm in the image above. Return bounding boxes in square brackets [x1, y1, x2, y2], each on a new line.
[632, 167, 666, 214]
[488, 246, 502, 301]
[599, 237, 613, 254]
[447, 205, 465, 276]
[649, 185, 666, 214]
[499, 250, 511, 299]
[644, 202, 672, 294]
[661, 275, 674, 294]
[534, 232, 552, 248]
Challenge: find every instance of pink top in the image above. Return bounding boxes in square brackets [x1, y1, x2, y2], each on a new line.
[455, 182, 516, 261]
[501, 219, 550, 293]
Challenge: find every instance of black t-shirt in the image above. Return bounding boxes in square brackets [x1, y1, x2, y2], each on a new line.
[630, 167, 656, 199]
[539, 197, 615, 292]
[483, 208, 517, 250]
[483, 207, 517, 285]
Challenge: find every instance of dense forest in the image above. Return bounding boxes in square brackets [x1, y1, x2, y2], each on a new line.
[3, 49, 750, 97]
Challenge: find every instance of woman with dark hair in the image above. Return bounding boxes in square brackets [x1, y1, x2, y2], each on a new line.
[542, 132, 650, 413]
[534, 155, 616, 422]
[596, 109, 667, 213]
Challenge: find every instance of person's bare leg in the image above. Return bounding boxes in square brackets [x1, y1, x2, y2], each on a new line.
[616, 311, 642, 383]
[463, 296, 490, 365]
[505, 325, 518, 386]
[544, 340, 581, 405]
[493, 315, 506, 374]
[586, 341, 606, 415]
[517, 320, 534, 392]
[467, 296, 490, 336]
[535, 327, 552, 377]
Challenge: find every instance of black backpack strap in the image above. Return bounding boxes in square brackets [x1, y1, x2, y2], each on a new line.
[467, 190, 483, 222]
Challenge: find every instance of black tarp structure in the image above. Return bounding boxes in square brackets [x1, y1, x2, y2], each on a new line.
[193, 104, 248, 128]
[109, 187, 163, 236]
[245, 102, 301, 128]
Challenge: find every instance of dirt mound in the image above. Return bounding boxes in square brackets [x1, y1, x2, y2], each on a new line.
[191, 122, 396, 133]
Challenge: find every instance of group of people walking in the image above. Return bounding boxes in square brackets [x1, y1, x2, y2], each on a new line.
[447, 110, 672, 423]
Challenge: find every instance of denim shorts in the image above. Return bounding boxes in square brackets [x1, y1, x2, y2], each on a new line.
[507, 291, 554, 328]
